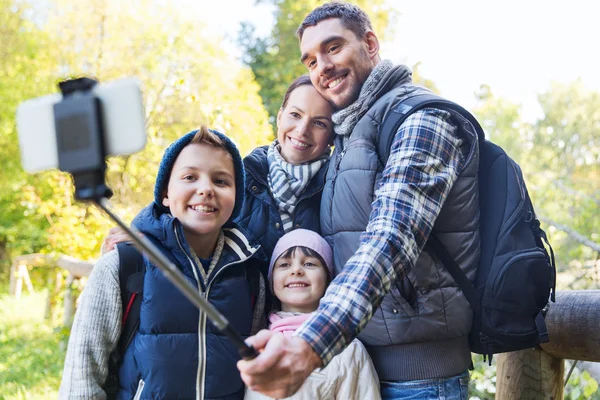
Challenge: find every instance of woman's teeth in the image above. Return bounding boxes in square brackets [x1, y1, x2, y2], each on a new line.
[290, 138, 309, 148]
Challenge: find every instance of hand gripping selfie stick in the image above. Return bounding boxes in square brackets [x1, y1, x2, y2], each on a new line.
[53, 77, 258, 360]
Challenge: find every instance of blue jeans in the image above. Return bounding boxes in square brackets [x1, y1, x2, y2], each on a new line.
[380, 371, 469, 400]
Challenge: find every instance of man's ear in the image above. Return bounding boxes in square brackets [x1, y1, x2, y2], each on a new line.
[364, 30, 380, 61]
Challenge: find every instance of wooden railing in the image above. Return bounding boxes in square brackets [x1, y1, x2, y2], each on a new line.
[496, 290, 600, 399]
[8, 257, 600, 397]
[9, 253, 94, 326]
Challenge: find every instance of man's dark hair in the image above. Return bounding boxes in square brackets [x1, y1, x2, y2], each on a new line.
[296, 1, 373, 41]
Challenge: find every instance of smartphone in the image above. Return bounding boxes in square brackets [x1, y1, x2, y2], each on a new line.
[16, 77, 147, 173]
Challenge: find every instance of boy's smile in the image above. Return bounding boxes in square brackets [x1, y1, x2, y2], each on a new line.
[162, 143, 236, 257]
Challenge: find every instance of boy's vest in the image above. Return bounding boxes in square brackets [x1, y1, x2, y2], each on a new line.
[321, 84, 480, 381]
[118, 205, 260, 399]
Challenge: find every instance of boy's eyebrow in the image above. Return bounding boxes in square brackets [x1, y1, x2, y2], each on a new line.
[177, 166, 234, 178]
[300, 35, 345, 64]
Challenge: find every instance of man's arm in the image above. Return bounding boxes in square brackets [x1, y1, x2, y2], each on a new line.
[238, 108, 466, 397]
[297, 108, 465, 363]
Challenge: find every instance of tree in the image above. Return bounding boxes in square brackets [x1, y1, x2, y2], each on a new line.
[473, 82, 600, 277]
[0, 0, 273, 277]
[0, 0, 56, 279]
[239, 0, 398, 128]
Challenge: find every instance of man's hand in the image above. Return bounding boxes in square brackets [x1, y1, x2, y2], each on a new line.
[101, 226, 132, 254]
[237, 330, 323, 398]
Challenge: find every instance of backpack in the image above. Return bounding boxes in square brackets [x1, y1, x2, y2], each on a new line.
[380, 92, 556, 364]
[104, 243, 264, 398]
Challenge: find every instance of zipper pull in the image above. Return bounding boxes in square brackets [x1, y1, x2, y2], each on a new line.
[336, 149, 346, 170]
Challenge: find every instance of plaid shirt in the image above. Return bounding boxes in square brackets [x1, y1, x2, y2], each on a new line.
[295, 108, 466, 365]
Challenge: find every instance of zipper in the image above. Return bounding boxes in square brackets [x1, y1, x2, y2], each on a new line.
[175, 227, 258, 400]
[133, 379, 145, 400]
[290, 184, 325, 228]
[479, 334, 494, 366]
[492, 248, 547, 293]
[174, 228, 205, 400]
[329, 148, 346, 219]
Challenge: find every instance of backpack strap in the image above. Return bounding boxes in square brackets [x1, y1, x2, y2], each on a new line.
[116, 243, 145, 353]
[105, 243, 145, 398]
[379, 93, 485, 313]
[378, 92, 486, 164]
[247, 265, 267, 334]
[427, 234, 480, 315]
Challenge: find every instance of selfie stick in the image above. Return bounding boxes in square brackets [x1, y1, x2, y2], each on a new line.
[53, 77, 258, 360]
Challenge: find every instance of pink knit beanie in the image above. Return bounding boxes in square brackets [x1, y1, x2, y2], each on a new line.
[268, 229, 334, 284]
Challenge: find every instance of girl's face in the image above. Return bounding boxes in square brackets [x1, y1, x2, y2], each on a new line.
[271, 247, 328, 313]
[276, 85, 334, 165]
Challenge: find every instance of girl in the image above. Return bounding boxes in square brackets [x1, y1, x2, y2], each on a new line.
[245, 229, 381, 400]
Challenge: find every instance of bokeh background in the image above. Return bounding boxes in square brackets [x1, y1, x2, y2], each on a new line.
[0, 0, 598, 398]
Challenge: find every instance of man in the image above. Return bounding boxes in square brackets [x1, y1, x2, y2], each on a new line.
[238, 2, 479, 399]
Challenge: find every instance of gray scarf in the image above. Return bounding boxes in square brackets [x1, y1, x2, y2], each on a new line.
[267, 140, 329, 232]
[333, 60, 412, 146]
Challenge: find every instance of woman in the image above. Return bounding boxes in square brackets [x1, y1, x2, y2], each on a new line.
[235, 75, 334, 263]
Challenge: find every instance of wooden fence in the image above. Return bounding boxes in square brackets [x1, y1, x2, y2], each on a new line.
[8, 257, 600, 397]
[496, 290, 600, 399]
[9, 253, 93, 326]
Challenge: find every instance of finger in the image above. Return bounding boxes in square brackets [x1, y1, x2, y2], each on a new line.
[238, 331, 285, 379]
[108, 226, 122, 235]
[244, 329, 274, 349]
[243, 333, 288, 380]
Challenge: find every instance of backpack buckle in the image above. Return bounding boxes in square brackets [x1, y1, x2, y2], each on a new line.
[541, 302, 550, 317]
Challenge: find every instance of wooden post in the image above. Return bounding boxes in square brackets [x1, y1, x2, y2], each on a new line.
[20, 264, 35, 294]
[496, 348, 564, 399]
[540, 290, 600, 361]
[9, 261, 18, 295]
[63, 274, 75, 327]
[495, 291, 600, 399]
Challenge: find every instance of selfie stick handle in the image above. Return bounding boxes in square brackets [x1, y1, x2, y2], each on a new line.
[96, 198, 258, 360]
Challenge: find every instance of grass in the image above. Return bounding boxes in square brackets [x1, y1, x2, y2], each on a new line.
[0, 292, 67, 399]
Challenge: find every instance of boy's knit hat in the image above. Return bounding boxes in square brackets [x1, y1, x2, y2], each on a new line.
[153, 128, 245, 224]
[268, 229, 334, 284]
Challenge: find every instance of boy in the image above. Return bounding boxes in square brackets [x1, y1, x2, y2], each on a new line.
[59, 126, 265, 399]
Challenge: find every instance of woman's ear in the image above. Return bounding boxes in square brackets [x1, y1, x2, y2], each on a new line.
[276, 107, 283, 128]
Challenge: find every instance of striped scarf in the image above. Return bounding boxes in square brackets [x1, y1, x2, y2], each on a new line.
[333, 60, 411, 147]
[267, 140, 329, 232]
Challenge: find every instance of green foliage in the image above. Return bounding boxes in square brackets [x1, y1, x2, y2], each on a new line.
[564, 362, 600, 400]
[469, 357, 496, 399]
[239, 0, 398, 127]
[0, 293, 67, 399]
[473, 83, 600, 278]
[0, 0, 273, 281]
